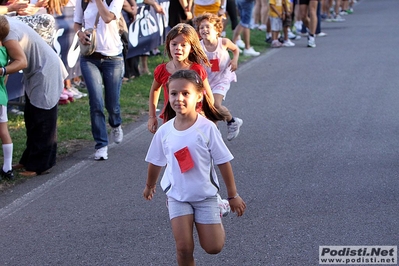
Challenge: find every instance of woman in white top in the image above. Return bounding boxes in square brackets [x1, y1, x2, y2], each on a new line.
[74, 0, 125, 161]
[143, 70, 246, 266]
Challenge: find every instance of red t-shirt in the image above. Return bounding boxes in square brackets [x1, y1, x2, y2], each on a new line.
[154, 62, 208, 121]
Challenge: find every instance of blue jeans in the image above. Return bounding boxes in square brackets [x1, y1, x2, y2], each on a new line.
[80, 54, 124, 149]
[235, 0, 255, 28]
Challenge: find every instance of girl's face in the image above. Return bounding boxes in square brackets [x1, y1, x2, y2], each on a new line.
[168, 78, 202, 116]
[169, 34, 192, 62]
[198, 20, 217, 41]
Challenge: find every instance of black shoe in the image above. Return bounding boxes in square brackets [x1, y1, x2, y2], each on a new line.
[265, 37, 272, 43]
[0, 168, 15, 180]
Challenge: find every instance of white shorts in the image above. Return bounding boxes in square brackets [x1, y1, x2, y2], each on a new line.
[270, 17, 283, 32]
[167, 195, 221, 224]
[0, 105, 8, 123]
[211, 82, 230, 100]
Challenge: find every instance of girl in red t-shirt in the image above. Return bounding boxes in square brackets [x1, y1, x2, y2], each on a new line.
[147, 23, 214, 133]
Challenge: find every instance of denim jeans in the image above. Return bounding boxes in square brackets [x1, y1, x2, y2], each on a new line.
[235, 0, 255, 28]
[80, 54, 124, 149]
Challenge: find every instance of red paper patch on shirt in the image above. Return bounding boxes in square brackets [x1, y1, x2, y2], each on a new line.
[210, 59, 220, 72]
[174, 146, 194, 173]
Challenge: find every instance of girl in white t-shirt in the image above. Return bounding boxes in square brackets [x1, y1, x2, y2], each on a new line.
[143, 69, 246, 266]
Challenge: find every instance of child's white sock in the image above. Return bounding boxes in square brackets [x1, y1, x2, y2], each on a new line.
[2, 143, 13, 172]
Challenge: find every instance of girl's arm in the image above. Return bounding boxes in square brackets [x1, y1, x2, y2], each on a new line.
[202, 78, 214, 105]
[218, 162, 246, 217]
[143, 163, 162, 200]
[148, 79, 162, 133]
[222, 38, 239, 72]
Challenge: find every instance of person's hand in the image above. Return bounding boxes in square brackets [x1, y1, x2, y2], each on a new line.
[130, 5, 137, 19]
[17, 4, 40, 15]
[6, 0, 29, 13]
[228, 195, 246, 217]
[229, 60, 238, 72]
[153, 3, 164, 14]
[147, 117, 158, 133]
[185, 11, 192, 20]
[77, 30, 92, 45]
[217, 8, 225, 17]
[35, 0, 49, 8]
[143, 185, 156, 200]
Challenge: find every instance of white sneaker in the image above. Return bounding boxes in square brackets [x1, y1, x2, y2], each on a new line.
[316, 32, 327, 37]
[325, 17, 333, 22]
[112, 125, 123, 144]
[235, 39, 245, 49]
[243, 47, 260, 57]
[257, 24, 267, 31]
[287, 31, 296, 39]
[227, 117, 243, 141]
[67, 86, 87, 99]
[294, 21, 302, 32]
[332, 15, 345, 22]
[283, 39, 295, 47]
[94, 146, 108, 160]
[250, 23, 259, 30]
[217, 194, 230, 217]
[307, 35, 316, 48]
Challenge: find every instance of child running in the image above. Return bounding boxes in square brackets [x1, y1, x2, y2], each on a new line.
[147, 23, 214, 133]
[143, 70, 246, 266]
[0, 25, 14, 181]
[193, 13, 243, 141]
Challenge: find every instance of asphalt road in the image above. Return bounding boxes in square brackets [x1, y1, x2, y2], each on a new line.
[1, 0, 398, 265]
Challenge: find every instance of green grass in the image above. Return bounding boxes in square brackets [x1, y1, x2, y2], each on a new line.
[1, 26, 268, 187]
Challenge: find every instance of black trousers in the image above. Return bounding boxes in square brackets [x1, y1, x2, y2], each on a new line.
[20, 95, 58, 174]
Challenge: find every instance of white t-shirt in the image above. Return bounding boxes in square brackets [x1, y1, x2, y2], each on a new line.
[145, 114, 234, 202]
[73, 0, 124, 56]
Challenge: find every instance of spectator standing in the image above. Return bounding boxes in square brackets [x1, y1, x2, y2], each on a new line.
[268, 0, 283, 48]
[324, 0, 345, 22]
[168, 0, 192, 28]
[192, 0, 225, 18]
[122, 0, 140, 83]
[232, 0, 260, 56]
[281, 0, 295, 46]
[74, 0, 125, 161]
[222, 0, 238, 37]
[252, 0, 269, 31]
[299, 0, 318, 47]
[1, 15, 68, 177]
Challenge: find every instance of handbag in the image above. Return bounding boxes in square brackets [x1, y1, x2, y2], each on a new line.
[79, 13, 100, 56]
